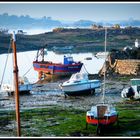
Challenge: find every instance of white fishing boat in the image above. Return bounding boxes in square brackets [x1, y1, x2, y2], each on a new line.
[0, 32, 33, 96]
[121, 78, 140, 100]
[86, 27, 119, 135]
[59, 71, 101, 96]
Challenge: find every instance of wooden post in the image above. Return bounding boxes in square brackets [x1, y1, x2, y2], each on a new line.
[12, 32, 21, 137]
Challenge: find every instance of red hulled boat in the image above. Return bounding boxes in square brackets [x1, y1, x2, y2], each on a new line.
[86, 103, 118, 135]
[33, 48, 83, 79]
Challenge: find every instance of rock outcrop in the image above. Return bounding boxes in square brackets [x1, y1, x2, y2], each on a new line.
[99, 52, 140, 76]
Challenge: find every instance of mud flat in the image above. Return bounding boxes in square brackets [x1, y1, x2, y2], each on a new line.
[0, 78, 125, 111]
[0, 76, 140, 137]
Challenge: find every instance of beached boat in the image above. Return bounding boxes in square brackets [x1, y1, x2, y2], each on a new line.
[59, 72, 101, 96]
[86, 28, 118, 135]
[33, 48, 83, 79]
[86, 103, 118, 135]
[121, 78, 140, 100]
[1, 76, 33, 96]
[1, 32, 33, 96]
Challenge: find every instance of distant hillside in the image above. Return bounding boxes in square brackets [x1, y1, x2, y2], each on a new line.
[0, 13, 140, 30]
[0, 27, 140, 54]
[72, 20, 96, 27]
[0, 13, 62, 29]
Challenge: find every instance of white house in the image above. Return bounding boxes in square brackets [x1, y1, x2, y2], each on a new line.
[135, 39, 139, 48]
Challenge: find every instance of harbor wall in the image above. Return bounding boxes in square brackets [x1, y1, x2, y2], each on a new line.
[113, 59, 140, 75]
[99, 58, 140, 76]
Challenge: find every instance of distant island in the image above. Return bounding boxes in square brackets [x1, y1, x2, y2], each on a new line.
[0, 26, 140, 56]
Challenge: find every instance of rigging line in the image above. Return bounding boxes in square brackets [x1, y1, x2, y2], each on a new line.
[102, 27, 107, 104]
[82, 64, 90, 74]
[0, 39, 12, 89]
[103, 27, 107, 103]
[21, 51, 33, 77]
[22, 65, 33, 77]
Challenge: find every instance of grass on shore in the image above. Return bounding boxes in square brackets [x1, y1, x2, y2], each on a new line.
[0, 100, 140, 137]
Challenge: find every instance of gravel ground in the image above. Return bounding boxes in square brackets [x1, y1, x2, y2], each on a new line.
[0, 78, 128, 111]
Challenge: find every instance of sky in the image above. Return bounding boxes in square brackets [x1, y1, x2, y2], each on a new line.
[0, 2, 140, 22]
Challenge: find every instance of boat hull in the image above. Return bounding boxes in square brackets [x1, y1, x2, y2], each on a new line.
[33, 61, 83, 75]
[86, 104, 118, 126]
[63, 88, 95, 96]
[1, 84, 33, 96]
[86, 115, 118, 126]
[8, 90, 31, 96]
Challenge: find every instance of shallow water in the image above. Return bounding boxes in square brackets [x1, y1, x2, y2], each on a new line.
[0, 50, 105, 85]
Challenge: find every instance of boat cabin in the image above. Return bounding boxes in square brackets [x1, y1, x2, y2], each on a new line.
[69, 72, 88, 82]
[63, 55, 75, 65]
[130, 79, 140, 86]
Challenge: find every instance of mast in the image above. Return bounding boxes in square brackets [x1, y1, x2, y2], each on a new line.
[12, 32, 21, 137]
[102, 27, 107, 104]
